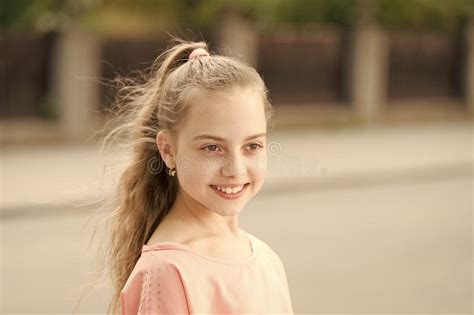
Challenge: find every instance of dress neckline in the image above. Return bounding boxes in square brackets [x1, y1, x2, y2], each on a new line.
[141, 230, 258, 266]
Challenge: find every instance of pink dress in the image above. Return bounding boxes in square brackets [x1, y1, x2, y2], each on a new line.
[120, 231, 294, 314]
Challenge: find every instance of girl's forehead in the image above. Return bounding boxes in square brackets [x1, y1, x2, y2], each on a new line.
[178, 89, 266, 142]
[191, 87, 261, 109]
[184, 88, 265, 127]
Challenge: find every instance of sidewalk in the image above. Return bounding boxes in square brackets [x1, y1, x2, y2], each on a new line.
[1, 120, 472, 214]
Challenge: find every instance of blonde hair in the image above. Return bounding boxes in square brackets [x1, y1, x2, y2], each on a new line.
[89, 36, 274, 314]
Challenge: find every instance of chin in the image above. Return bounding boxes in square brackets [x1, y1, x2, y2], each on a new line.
[213, 205, 245, 217]
[204, 197, 247, 216]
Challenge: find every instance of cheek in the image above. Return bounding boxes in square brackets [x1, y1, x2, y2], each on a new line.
[175, 158, 214, 192]
[176, 172, 210, 203]
[248, 154, 267, 183]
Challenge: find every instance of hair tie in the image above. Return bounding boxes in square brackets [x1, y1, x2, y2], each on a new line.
[189, 48, 210, 60]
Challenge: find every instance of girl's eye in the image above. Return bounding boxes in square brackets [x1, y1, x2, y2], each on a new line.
[248, 143, 263, 151]
[203, 144, 221, 153]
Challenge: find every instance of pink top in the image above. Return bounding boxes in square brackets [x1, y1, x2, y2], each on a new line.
[120, 231, 294, 314]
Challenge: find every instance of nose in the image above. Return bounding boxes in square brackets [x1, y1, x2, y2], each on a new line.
[221, 151, 246, 177]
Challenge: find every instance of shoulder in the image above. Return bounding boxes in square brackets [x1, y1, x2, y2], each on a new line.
[122, 248, 194, 298]
[121, 251, 189, 314]
[132, 248, 189, 277]
[246, 230, 276, 253]
[246, 231, 285, 265]
[246, 231, 291, 290]
[123, 252, 182, 291]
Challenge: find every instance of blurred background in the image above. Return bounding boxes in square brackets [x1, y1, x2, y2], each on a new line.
[1, 0, 473, 314]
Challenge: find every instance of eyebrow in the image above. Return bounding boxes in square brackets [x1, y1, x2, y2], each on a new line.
[193, 133, 266, 142]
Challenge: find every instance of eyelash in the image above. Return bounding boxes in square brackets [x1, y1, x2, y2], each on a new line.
[203, 143, 264, 153]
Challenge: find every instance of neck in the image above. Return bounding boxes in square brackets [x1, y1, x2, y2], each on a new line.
[167, 189, 241, 239]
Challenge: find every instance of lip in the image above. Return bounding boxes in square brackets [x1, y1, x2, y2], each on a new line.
[210, 183, 249, 200]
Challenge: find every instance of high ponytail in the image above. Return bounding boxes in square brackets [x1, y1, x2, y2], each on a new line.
[100, 38, 210, 315]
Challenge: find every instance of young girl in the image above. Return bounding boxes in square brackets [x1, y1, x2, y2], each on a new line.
[103, 37, 293, 314]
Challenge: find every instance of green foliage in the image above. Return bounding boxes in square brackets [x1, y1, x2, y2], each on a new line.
[2, 0, 472, 34]
[1, 0, 28, 30]
[375, 0, 473, 33]
[245, 0, 355, 26]
[1, 0, 99, 32]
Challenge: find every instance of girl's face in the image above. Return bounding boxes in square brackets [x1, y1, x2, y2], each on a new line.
[169, 87, 267, 217]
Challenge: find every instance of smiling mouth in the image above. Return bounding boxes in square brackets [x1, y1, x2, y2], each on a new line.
[210, 183, 250, 197]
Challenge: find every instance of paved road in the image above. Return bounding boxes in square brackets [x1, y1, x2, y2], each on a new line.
[2, 176, 471, 314]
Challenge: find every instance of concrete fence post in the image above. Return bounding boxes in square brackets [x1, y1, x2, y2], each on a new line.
[465, 19, 474, 114]
[351, 24, 389, 124]
[52, 27, 101, 140]
[218, 9, 258, 67]
[350, 0, 389, 124]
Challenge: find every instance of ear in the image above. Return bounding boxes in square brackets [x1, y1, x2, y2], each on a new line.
[156, 130, 176, 168]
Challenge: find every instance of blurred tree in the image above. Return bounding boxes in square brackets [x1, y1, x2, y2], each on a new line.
[1, 0, 472, 34]
[1, 0, 99, 32]
[375, 0, 473, 34]
[244, 0, 355, 27]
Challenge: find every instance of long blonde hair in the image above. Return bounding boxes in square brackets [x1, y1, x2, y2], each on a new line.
[91, 36, 274, 314]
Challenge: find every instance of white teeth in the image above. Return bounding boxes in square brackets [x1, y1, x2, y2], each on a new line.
[214, 185, 245, 194]
[231, 186, 242, 193]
